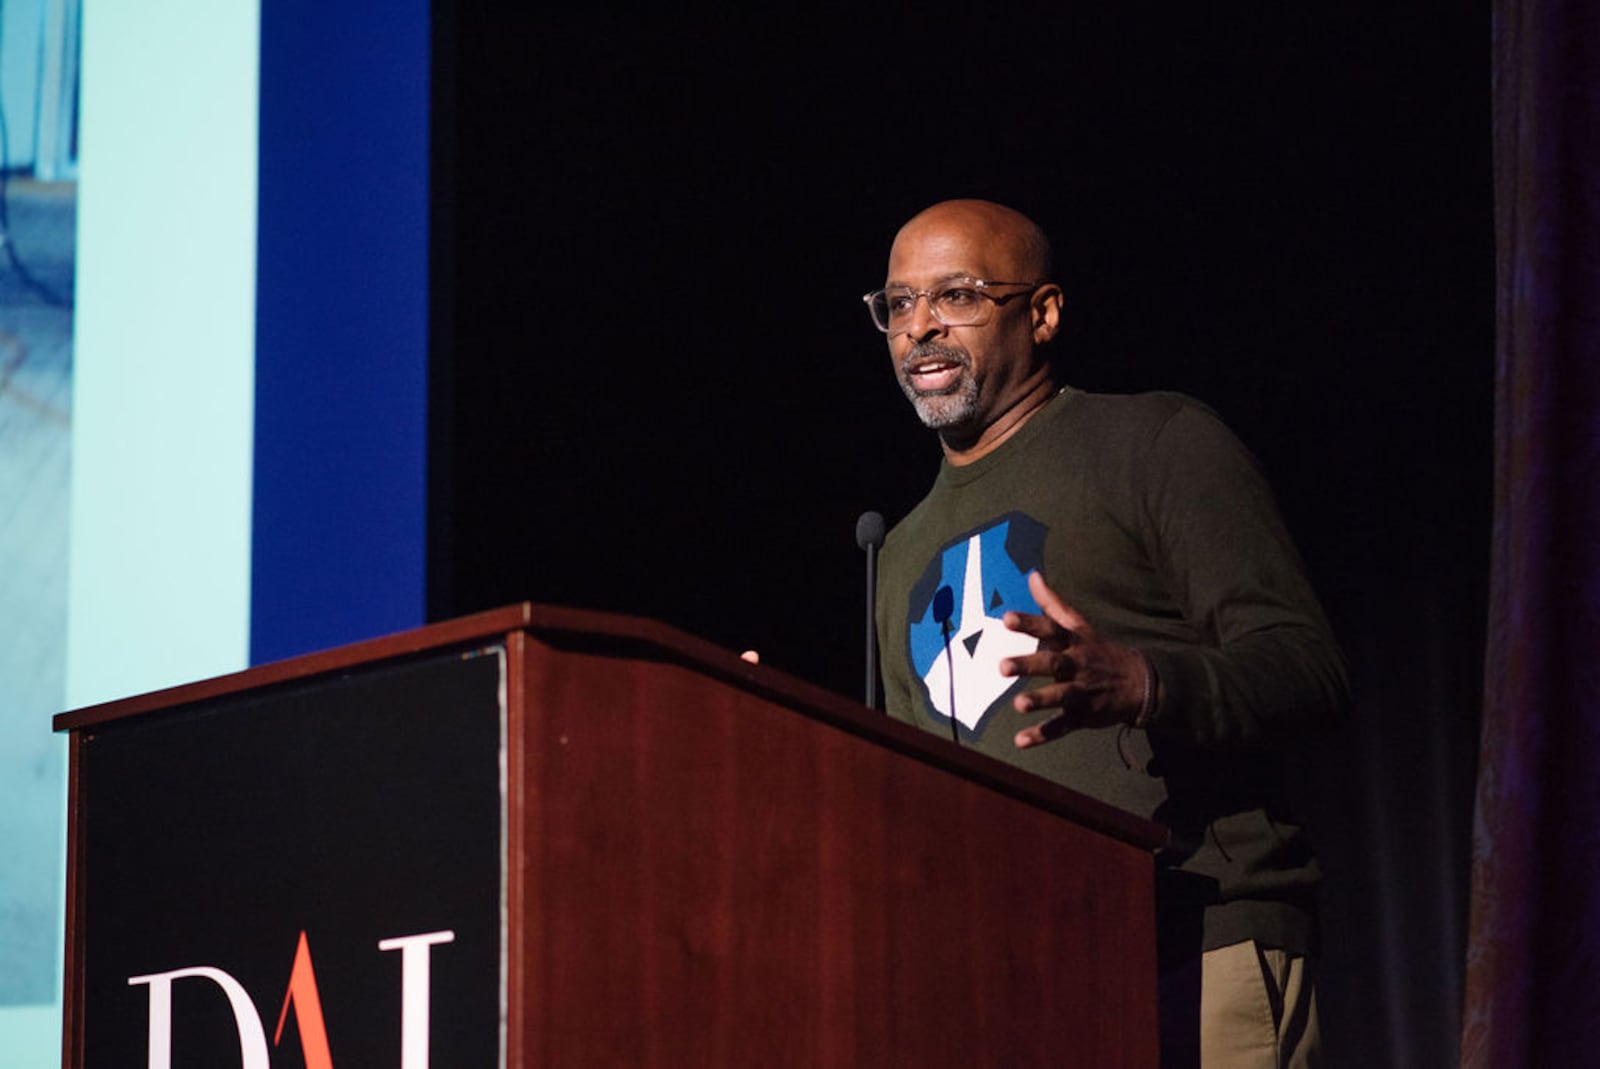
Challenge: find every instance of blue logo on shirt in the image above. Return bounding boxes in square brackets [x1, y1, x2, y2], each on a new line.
[906, 513, 1048, 739]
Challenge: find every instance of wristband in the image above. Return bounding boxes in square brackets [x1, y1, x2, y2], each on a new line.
[1133, 651, 1159, 729]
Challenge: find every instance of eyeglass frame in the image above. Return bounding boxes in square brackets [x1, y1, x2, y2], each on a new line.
[861, 277, 1051, 334]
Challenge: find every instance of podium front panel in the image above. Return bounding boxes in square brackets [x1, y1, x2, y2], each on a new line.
[75, 644, 507, 1067]
[510, 632, 1159, 1066]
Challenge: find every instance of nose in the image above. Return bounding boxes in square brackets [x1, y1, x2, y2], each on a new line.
[901, 292, 945, 343]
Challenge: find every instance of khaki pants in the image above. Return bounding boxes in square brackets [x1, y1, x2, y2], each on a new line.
[1198, 940, 1320, 1069]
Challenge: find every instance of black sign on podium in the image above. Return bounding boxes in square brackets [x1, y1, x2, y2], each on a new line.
[69, 643, 506, 1067]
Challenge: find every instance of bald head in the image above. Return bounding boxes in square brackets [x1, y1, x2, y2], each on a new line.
[891, 200, 1053, 284]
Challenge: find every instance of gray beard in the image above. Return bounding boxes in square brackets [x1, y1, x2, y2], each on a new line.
[899, 344, 979, 429]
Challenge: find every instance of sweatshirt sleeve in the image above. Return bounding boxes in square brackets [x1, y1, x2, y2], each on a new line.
[1134, 401, 1349, 748]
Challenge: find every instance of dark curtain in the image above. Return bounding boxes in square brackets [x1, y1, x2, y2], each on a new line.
[1461, 1, 1600, 1065]
[433, 9, 1495, 1066]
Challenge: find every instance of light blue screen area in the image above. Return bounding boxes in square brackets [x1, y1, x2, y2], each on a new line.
[2, 0, 77, 1018]
[0, 182, 72, 1012]
[0, 0, 261, 1063]
[67, 0, 260, 707]
[0, 0, 82, 1031]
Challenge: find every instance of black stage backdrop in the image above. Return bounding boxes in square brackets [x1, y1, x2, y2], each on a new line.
[429, 9, 1490, 1068]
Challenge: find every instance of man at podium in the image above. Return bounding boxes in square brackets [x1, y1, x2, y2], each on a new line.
[866, 199, 1348, 1069]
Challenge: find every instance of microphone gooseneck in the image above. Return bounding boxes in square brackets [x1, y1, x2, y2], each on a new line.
[856, 511, 886, 710]
[931, 584, 958, 744]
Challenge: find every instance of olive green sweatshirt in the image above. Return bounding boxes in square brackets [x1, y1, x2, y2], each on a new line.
[877, 387, 1349, 955]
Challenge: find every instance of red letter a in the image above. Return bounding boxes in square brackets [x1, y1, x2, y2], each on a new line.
[275, 930, 335, 1069]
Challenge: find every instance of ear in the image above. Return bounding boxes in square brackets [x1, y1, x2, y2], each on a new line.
[1031, 284, 1064, 344]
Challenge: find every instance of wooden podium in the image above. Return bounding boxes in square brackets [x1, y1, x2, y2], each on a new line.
[55, 605, 1165, 1067]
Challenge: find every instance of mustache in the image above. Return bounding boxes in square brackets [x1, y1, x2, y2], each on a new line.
[901, 343, 970, 375]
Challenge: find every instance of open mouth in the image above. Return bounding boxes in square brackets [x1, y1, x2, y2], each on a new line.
[903, 348, 968, 394]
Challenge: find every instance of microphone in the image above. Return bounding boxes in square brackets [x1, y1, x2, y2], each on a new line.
[931, 584, 958, 744]
[856, 511, 886, 709]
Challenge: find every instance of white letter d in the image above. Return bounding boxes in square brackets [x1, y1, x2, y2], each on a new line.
[128, 966, 269, 1069]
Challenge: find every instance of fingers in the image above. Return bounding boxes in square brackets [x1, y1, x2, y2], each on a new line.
[1001, 609, 1070, 643]
[1027, 570, 1094, 637]
[998, 572, 1086, 682]
[1015, 714, 1071, 749]
[999, 648, 1075, 681]
[1001, 573, 1124, 748]
[1012, 681, 1075, 713]
[1011, 683, 1093, 748]
[1001, 572, 1096, 649]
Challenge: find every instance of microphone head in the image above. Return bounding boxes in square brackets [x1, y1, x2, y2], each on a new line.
[856, 510, 887, 550]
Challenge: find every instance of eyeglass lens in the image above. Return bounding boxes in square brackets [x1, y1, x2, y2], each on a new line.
[870, 283, 989, 331]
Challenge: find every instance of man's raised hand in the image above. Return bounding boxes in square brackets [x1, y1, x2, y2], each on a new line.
[998, 571, 1152, 749]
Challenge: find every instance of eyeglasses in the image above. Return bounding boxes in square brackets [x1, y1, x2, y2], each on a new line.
[862, 278, 1044, 334]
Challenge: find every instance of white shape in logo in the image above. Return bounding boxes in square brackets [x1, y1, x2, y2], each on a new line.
[920, 532, 1040, 732]
[128, 966, 269, 1069]
[379, 929, 456, 1069]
